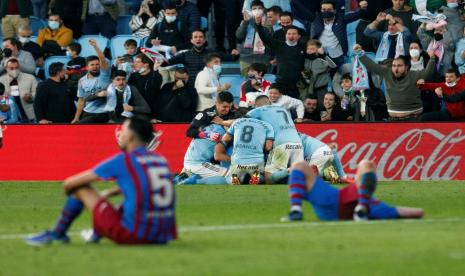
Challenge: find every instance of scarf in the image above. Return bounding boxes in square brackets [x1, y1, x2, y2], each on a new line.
[244, 24, 265, 54]
[105, 84, 133, 117]
[352, 53, 370, 91]
[427, 40, 444, 70]
[410, 56, 425, 71]
[376, 32, 405, 62]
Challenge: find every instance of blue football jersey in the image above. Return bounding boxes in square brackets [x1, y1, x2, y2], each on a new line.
[247, 105, 300, 146]
[299, 133, 327, 159]
[93, 147, 176, 243]
[227, 117, 274, 164]
[184, 124, 226, 166]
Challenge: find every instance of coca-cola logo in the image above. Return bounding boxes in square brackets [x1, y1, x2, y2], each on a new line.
[316, 128, 465, 180]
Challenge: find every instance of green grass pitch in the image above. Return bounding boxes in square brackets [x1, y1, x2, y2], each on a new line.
[1, 181, 465, 275]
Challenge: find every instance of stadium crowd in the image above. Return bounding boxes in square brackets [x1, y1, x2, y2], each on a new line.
[0, 0, 465, 124]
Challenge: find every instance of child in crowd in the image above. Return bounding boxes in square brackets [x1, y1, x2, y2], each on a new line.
[0, 83, 21, 123]
[239, 62, 271, 107]
[65, 43, 87, 101]
[113, 39, 139, 78]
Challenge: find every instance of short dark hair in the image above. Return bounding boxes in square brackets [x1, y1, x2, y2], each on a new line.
[135, 53, 154, 68]
[124, 39, 137, 48]
[112, 69, 127, 79]
[446, 68, 460, 78]
[175, 67, 188, 74]
[217, 91, 234, 103]
[268, 83, 282, 92]
[233, 107, 251, 119]
[394, 55, 410, 68]
[280, 11, 293, 20]
[307, 39, 322, 48]
[68, 42, 81, 55]
[204, 53, 221, 64]
[48, 13, 61, 19]
[267, 5, 282, 15]
[320, 0, 336, 8]
[341, 73, 352, 82]
[126, 116, 155, 144]
[191, 29, 205, 38]
[248, 62, 267, 75]
[86, 55, 100, 65]
[250, 0, 264, 8]
[49, 62, 64, 77]
[286, 25, 301, 35]
[3, 37, 21, 50]
[305, 95, 318, 101]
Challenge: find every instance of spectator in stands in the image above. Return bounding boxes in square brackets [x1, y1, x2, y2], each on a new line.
[0, 58, 37, 123]
[268, 84, 304, 121]
[272, 11, 307, 42]
[0, 82, 21, 123]
[128, 53, 163, 120]
[364, 13, 412, 63]
[310, 0, 368, 68]
[31, 0, 47, 19]
[17, 25, 43, 68]
[239, 62, 271, 107]
[297, 39, 336, 104]
[320, 91, 348, 121]
[302, 95, 320, 121]
[418, 69, 465, 121]
[236, 0, 271, 75]
[456, 26, 465, 75]
[0, 38, 36, 75]
[158, 67, 196, 122]
[112, 39, 138, 77]
[145, 4, 190, 55]
[104, 70, 150, 122]
[408, 40, 430, 72]
[381, 0, 417, 39]
[49, 0, 83, 39]
[176, 0, 201, 34]
[195, 53, 231, 112]
[81, 0, 119, 39]
[72, 39, 110, 124]
[417, 23, 451, 76]
[167, 29, 239, 89]
[37, 14, 73, 58]
[130, 0, 164, 39]
[265, 5, 282, 32]
[186, 90, 235, 138]
[255, 14, 305, 99]
[0, 0, 32, 38]
[34, 62, 75, 124]
[440, 0, 465, 48]
[243, 0, 291, 11]
[354, 43, 436, 121]
[65, 42, 87, 101]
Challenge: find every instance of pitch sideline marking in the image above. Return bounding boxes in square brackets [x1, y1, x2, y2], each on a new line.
[0, 217, 464, 241]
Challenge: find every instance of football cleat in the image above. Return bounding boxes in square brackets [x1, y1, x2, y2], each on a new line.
[280, 210, 303, 222]
[173, 172, 189, 184]
[25, 230, 70, 246]
[249, 171, 260, 185]
[179, 174, 201, 185]
[353, 204, 369, 221]
[80, 229, 102, 244]
[231, 174, 241, 185]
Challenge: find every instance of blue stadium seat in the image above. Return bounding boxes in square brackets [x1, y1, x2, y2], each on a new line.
[219, 74, 245, 105]
[77, 35, 109, 57]
[263, 74, 276, 83]
[30, 16, 46, 36]
[201, 17, 208, 30]
[44, 56, 71, 79]
[141, 36, 149, 48]
[30, 35, 38, 43]
[347, 19, 360, 56]
[116, 16, 133, 35]
[110, 35, 142, 59]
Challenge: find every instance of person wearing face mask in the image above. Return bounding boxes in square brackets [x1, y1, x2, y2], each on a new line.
[71, 39, 110, 124]
[380, 0, 417, 40]
[297, 39, 336, 104]
[364, 13, 412, 63]
[65, 43, 87, 102]
[417, 68, 465, 121]
[0, 38, 36, 75]
[195, 53, 232, 111]
[417, 23, 453, 76]
[272, 11, 308, 42]
[37, 14, 73, 58]
[235, 0, 272, 76]
[34, 62, 75, 124]
[408, 40, 430, 71]
[48, 0, 83, 39]
[158, 67, 196, 122]
[127, 54, 163, 120]
[145, 4, 190, 55]
[130, 0, 164, 39]
[455, 26, 465, 75]
[17, 25, 43, 68]
[0, 58, 37, 123]
[310, 0, 368, 69]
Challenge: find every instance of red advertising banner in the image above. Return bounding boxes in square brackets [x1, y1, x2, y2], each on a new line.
[1, 123, 464, 181]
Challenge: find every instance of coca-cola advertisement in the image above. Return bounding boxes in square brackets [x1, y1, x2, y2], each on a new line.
[1, 123, 465, 181]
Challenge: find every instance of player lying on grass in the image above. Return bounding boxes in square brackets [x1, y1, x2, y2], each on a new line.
[282, 160, 424, 221]
[26, 117, 177, 245]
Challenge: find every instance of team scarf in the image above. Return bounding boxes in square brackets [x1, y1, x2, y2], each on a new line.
[244, 24, 265, 54]
[352, 52, 370, 91]
[105, 84, 133, 118]
[427, 39, 444, 70]
[140, 47, 168, 64]
[376, 32, 405, 62]
[415, 0, 428, 15]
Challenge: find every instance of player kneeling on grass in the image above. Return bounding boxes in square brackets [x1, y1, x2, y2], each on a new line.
[26, 117, 177, 245]
[222, 107, 274, 185]
[282, 160, 423, 221]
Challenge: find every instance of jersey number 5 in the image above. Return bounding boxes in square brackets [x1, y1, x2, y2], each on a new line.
[147, 167, 174, 208]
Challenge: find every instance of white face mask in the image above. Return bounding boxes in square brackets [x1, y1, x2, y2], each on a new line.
[409, 49, 420, 58]
[446, 81, 457, 87]
[251, 9, 263, 17]
[18, 36, 29, 44]
[447, 3, 459, 9]
[165, 15, 177, 23]
[7, 69, 19, 79]
[66, 50, 72, 57]
[138, 67, 145, 74]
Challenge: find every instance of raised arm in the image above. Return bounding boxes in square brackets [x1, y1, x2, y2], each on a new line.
[354, 44, 388, 76]
[89, 39, 108, 71]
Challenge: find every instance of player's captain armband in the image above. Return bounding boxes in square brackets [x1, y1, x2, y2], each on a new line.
[195, 113, 204, 120]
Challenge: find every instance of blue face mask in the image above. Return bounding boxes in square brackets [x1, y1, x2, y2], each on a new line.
[447, 3, 459, 8]
[48, 21, 60, 30]
[212, 64, 222, 75]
